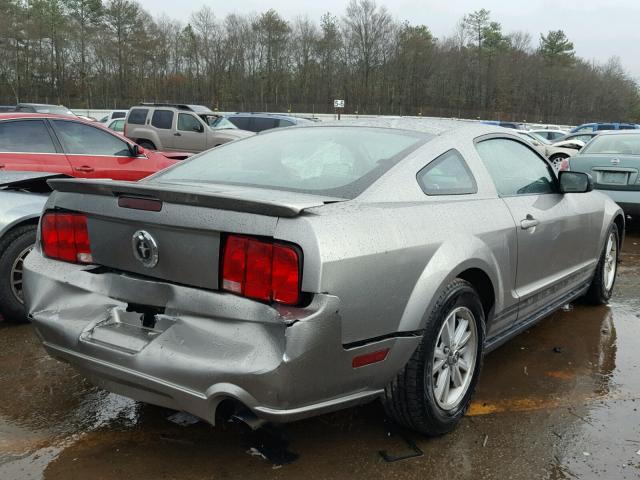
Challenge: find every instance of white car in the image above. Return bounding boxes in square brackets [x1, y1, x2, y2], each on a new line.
[529, 129, 568, 142]
[98, 110, 128, 124]
[514, 130, 584, 171]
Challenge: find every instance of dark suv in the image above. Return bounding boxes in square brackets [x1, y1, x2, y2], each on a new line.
[221, 113, 316, 133]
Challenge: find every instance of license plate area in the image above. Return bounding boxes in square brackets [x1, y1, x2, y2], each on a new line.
[80, 308, 174, 354]
[598, 171, 629, 185]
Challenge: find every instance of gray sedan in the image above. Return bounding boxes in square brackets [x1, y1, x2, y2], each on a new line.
[24, 119, 624, 436]
[567, 130, 640, 217]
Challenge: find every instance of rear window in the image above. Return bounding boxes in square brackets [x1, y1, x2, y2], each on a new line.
[582, 134, 640, 155]
[128, 109, 148, 125]
[153, 127, 428, 198]
[151, 110, 174, 129]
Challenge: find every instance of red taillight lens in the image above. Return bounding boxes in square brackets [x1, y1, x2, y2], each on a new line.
[222, 235, 301, 305]
[41, 212, 93, 264]
[559, 158, 570, 172]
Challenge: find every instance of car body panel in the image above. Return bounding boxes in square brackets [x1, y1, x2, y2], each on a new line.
[0, 172, 61, 239]
[24, 120, 624, 425]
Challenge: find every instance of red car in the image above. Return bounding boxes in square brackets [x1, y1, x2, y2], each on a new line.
[0, 113, 187, 180]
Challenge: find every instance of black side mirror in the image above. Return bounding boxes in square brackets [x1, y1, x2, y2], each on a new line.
[193, 124, 204, 133]
[128, 144, 145, 156]
[559, 171, 594, 193]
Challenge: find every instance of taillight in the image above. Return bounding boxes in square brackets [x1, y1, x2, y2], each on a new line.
[559, 158, 570, 172]
[222, 235, 301, 305]
[41, 212, 93, 264]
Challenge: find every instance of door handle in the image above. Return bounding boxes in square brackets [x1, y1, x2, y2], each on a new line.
[0, 164, 5, 169]
[520, 215, 540, 230]
[74, 165, 95, 173]
[174, 133, 182, 136]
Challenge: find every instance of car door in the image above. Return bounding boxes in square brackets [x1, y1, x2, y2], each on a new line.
[174, 113, 207, 152]
[49, 119, 151, 181]
[0, 119, 73, 174]
[476, 137, 602, 322]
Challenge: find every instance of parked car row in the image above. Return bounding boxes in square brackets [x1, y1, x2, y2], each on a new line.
[0, 106, 636, 441]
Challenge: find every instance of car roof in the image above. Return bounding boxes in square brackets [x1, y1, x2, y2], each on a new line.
[137, 103, 215, 115]
[304, 117, 508, 137]
[594, 130, 640, 136]
[229, 112, 313, 122]
[0, 112, 83, 121]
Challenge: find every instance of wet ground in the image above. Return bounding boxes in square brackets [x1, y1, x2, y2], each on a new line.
[1, 228, 639, 480]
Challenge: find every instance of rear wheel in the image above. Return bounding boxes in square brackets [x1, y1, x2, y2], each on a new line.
[382, 279, 485, 436]
[584, 223, 619, 304]
[137, 140, 156, 150]
[0, 225, 36, 323]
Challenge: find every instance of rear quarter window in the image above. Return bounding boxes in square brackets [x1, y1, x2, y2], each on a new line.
[128, 109, 149, 125]
[417, 149, 477, 195]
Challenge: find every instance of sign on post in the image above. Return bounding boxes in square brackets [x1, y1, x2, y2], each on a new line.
[334, 99, 345, 120]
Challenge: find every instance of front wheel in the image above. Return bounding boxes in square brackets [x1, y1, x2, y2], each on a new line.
[0, 225, 36, 323]
[382, 279, 485, 436]
[584, 223, 619, 305]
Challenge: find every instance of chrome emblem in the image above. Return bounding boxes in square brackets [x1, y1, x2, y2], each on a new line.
[132, 230, 159, 268]
[611, 158, 621, 164]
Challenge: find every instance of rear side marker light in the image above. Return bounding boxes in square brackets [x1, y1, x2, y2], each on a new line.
[41, 212, 93, 264]
[352, 348, 390, 368]
[222, 235, 301, 305]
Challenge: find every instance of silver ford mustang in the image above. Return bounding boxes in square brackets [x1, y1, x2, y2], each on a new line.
[24, 119, 624, 436]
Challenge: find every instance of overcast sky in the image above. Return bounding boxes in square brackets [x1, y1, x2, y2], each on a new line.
[137, 0, 640, 79]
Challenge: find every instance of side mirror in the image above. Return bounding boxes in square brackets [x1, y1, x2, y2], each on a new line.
[129, 144, 145, 156]
[193, 124, 204, 133]
[559, 171, 594, 193]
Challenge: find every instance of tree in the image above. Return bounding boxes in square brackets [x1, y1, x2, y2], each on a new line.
[539, 30, 575, 63]
[64, 0, 102, 106]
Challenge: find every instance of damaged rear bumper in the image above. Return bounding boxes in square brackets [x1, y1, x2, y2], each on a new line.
[23, 252, 419, 424]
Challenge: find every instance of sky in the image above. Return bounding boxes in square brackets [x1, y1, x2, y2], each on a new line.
[136, 0, 640, 79]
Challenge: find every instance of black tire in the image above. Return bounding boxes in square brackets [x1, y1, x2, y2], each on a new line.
[584, 223, 619, 305]
[0, 225, 36, 323]
[137, 140, 156, 150]
[382, 279, 485, 436]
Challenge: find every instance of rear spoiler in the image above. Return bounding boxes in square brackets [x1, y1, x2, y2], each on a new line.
[47, 178, 343, 218]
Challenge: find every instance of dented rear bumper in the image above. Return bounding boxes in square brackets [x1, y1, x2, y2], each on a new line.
[23, 251, 418, 424]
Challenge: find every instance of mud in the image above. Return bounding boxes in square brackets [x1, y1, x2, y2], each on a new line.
[1, 226, 639, 480]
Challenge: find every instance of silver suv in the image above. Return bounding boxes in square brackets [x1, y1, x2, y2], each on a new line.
[124, 104, 253, 153]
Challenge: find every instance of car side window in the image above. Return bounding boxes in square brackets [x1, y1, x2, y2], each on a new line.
[254, 117, 278, 132]
[178, 114, 202, 133]
[128, 108, 148, 125]
[278, 119, 294, 127]
[151, 110, 174, 129]
[112, 111, 126, 119]
[0, 120, 57, 153]
[417, 149, 477, 195]
[476, 138, 557, 196]
[229, 116, 251, 131]
[52, 120, 131, 156]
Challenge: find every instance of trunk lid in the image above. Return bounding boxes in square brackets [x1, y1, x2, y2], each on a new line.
[46, 178, 343, 289]
[569, 154, 640, 191]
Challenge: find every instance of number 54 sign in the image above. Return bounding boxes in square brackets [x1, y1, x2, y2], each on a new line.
[333, 99, 345, 109]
